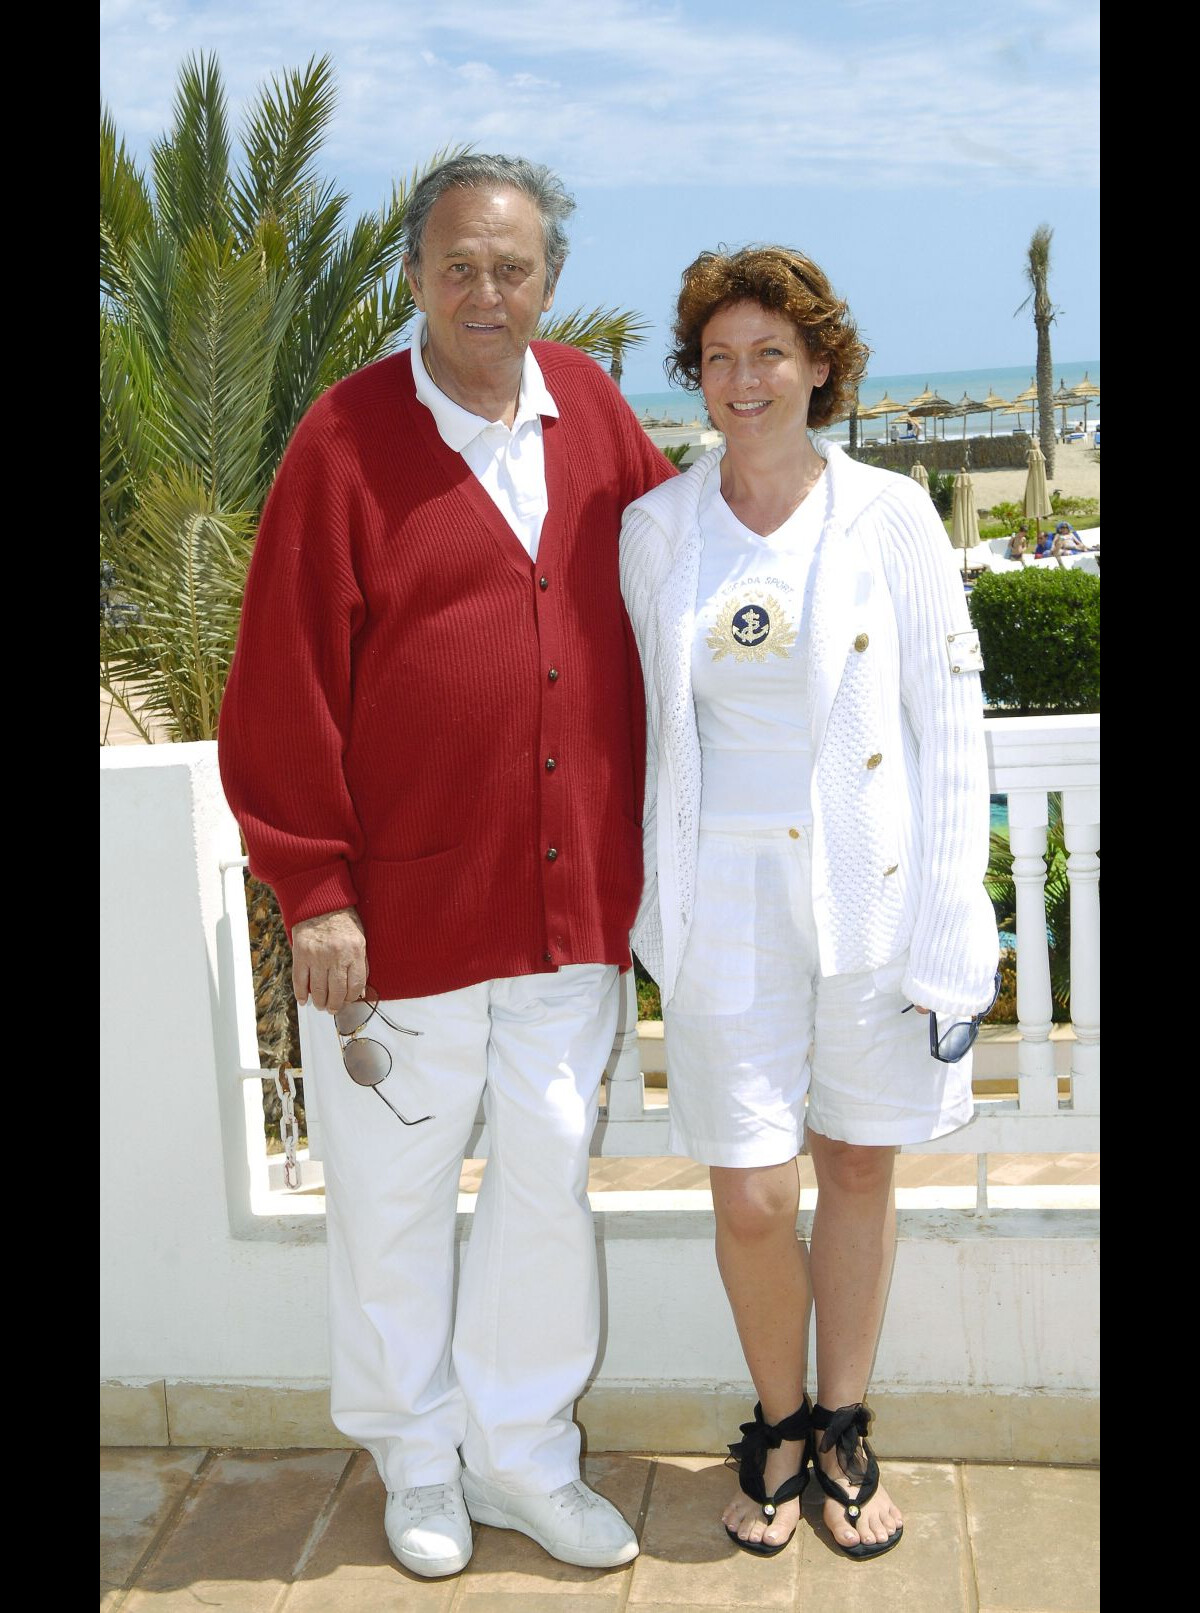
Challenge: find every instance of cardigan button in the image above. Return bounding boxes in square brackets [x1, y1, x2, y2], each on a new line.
[543, 952, 553, 964]
[788, 827, 800, 839]
[854, 632, 869, 652]
[866, 752, 883, 769]
[539, 576, 549, 590]
[545, 757, 557, 771]
[546, 847, 559, 861]
[548, 667, 559, 682]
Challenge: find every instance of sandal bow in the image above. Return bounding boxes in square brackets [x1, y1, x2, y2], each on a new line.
[723, 1399, 813, 1556]
[810, 1400, 903, 1561]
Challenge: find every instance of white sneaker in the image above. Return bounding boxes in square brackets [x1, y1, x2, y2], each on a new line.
[461, 1472, 639, 1568]
[384, 1481, 473, 1577]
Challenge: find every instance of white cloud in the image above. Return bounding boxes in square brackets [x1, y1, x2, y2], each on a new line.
[100, 0, 1099, 191]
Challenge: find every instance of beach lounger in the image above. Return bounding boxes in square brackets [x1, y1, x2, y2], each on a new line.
[971, 537, 1026, 574]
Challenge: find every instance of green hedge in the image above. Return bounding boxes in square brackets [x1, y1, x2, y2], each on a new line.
[968, 569, 1100, 714]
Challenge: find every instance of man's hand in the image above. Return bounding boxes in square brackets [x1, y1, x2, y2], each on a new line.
[292, 906, 368, 1013]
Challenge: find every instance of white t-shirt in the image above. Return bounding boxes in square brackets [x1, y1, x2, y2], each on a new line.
[691, 470, 826, 828]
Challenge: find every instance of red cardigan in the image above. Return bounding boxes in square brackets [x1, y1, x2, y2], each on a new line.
[219, 344, 675, 999]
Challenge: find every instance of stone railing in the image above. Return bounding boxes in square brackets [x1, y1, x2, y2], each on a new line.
[856, 433, 1034, 473]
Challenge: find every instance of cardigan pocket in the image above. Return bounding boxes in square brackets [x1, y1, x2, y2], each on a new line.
[355, 845, 476, 952]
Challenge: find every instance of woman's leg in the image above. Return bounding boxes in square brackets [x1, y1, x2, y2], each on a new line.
[806, 1128, 904, 1549]
[710, 1158, 811, 1549]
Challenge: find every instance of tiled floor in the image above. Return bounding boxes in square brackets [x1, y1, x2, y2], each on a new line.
[102, 1445, 1099, 1612]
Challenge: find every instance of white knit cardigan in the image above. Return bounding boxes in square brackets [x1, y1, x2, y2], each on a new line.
[619, 438, 999, 1018]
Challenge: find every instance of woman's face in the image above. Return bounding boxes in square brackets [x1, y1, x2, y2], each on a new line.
[699, 300, 830, 446]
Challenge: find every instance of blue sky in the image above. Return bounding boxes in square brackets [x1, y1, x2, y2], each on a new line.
[100, 0, 1100, 394]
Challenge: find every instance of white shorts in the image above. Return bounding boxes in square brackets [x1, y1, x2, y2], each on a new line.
[663, 825, 975, 1166]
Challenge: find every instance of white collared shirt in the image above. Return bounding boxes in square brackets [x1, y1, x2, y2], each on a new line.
[410, 312, 558, 561]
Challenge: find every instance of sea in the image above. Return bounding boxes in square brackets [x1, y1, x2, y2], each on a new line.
[625, 359, 1100, 446]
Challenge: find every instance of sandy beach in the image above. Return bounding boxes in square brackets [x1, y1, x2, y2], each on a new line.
[642, 424, 1101, 515]
[947, 434, 1100, 513]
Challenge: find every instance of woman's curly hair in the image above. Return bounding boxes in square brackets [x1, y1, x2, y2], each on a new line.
[665, 246, 870, 429]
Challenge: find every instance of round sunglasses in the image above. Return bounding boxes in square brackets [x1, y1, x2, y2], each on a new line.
[333, 998, 433, 1126]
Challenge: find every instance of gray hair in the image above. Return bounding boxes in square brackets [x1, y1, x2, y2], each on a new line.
[402, 154, 576, 291]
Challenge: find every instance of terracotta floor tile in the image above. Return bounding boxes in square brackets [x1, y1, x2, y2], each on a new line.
[120, 1448, 351, 1612]
[629, 1457, 799, 1607]
[287, 1451, 457, 1610]
[100, 1446, 208, 1595]
[792, 1461, 972, 1612]
[963, 1464, 1099, 1612]
[456, 1595, 625, 1612]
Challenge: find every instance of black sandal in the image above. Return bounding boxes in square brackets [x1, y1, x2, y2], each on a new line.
[811, 1401, 903, 1560]
[723, 1398, 813, 1557]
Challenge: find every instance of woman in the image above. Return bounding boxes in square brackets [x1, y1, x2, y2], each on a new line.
[1051, 521, 1086, 558]
[1008, 524, 1029, 560]
[620, 248, 998, 1562]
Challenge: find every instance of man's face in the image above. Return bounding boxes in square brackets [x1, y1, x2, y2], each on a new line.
[406, 185, 556, 388]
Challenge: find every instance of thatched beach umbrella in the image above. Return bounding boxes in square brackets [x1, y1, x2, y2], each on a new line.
[910, 463, 930, 490]
[861, 391, 908, 443]
[1010, 377, 1040, 437]
[906, 389, 956, 442]
[948, 392, 988, 442]
[1070, 372, 1100, 434]
[1023, 442, 1053, 524]
[951, 467, 981, 579]
[909, 390, 954, 441]
[979, 388, 1010, 437]
[1052, 378, 1078, 438]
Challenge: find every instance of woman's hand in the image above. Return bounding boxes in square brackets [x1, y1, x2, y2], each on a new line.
[292, 906, 368, 1013]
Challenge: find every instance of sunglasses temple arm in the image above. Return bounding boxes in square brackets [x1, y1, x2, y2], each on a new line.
[371, 1087, 432, 1127]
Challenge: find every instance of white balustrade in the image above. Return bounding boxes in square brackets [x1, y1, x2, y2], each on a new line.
[224, 714, 1100, 1190]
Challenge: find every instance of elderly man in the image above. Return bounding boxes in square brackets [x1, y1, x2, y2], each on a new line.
[219, 154, 673, 1579]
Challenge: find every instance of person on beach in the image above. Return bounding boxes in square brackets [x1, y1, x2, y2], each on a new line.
[219, 153, 673, 1581]
[1051, 521, 1087, 557]
[619, 246, 999, 1562]
[1008, 524, 1029, 560]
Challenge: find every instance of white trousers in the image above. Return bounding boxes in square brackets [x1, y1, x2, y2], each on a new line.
[301, 963, 619, 1496]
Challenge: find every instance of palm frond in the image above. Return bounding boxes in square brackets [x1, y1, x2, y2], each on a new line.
[536, 305, 651, 363]
[1014, 223, 1054, 318]
[102, 467, 255, 740]
[160, 234, 297, 510]
[101, 313, 165, 541]
[166, 53, 233, 244]
[265, 212, 411, 457]
[100, 108, 154, 304]
[228, 55, 339, 247]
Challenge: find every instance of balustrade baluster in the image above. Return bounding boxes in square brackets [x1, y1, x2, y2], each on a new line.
[1007, 788, 1058, 1114]
[604, 970, 647, 1120]
[1063, 786, 1100, 1113]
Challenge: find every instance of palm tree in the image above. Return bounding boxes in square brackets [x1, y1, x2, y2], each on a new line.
[1016, 224, 1057, 475]
[101, 53, 652, 1089]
